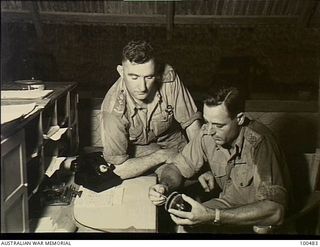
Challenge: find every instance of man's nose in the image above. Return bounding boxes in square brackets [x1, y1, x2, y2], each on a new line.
[208, 123, 216, 134]
[138, 78, 147, 91]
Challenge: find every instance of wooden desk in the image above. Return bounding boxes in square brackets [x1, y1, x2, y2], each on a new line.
[73, 176, 157, 232]
[1, 82, 78, 233]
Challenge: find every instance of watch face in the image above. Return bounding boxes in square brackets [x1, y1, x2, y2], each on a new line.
[165, 192, 192, 212]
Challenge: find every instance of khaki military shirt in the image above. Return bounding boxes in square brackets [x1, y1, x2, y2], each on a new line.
[174, 119, 290, 207]
[101, 64, 202, 165]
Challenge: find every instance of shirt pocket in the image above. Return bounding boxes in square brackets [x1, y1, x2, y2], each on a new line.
[211, 162, 227, 178]
[230, 164, 254, 188]
[151, 111, 173, 136]
[128, 126, 143, 142]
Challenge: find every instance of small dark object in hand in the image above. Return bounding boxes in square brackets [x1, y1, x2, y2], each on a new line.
[165, 192, 192, 212]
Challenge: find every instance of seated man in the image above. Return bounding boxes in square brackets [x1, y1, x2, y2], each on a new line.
[149, 86, 291, 233]
[100, 40, 201, 179]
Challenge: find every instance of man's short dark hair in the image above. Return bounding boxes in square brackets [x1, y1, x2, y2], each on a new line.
[122, 40, 155, 64]
[204, 86, 245, 119]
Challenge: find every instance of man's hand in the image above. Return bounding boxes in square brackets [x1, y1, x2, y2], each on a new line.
[148, 184, 168, 206]
[198, 171, 214, 192]
[168, 194, 214, 226]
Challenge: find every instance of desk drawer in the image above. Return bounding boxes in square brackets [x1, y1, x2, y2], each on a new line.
[1, 130, 27, 200]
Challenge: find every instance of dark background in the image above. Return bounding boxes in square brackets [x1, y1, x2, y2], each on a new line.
[1, 0, 320, 101]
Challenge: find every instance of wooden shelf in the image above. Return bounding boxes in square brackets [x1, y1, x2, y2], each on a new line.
[1, 81, 79, 233]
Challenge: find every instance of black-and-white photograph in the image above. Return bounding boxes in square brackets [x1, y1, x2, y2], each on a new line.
[1, 0, 319, 240]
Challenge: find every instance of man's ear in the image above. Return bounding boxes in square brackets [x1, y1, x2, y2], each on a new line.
[236, 112, 245, 126]
[116, 65, 123, 77]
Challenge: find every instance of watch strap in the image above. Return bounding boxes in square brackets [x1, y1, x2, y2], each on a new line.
[213, 208, 221, 225]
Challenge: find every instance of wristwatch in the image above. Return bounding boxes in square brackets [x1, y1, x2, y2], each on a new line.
[213, 208, 221, 225]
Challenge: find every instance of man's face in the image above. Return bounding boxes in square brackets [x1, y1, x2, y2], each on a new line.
[203, 103, 240, 147]
[121, 59, 156, 103]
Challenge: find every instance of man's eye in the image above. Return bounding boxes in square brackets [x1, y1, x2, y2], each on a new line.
[145, 76, 154, 80]
[131, 76, 138, 80]
[215, 125, 224, 129]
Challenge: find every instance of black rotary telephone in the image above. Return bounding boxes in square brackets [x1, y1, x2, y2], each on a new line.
[72, 152, 122, 192]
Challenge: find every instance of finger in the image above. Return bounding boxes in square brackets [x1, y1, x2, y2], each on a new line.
[170, 214, 191, 225]
[153, 200, 166, 206]
[169, 214, 179, 224]
[181, 194, 197, 207]
[198, 177, 209, 191]
[208, 177, 214, 191]
[149, 196, 166, 203]
[150, 187, 166, 197]
[168, 208, 190, 219]
[148, 190, 162, 198]
[149, 195, 166, 202]
[157, 186, 166, 194]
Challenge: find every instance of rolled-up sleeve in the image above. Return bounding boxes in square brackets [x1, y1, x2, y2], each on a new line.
[169, 72, 202, 129]
[100, 110, 129, 165]
[174, 132, 207, 178]
[254, 137, 288, 207]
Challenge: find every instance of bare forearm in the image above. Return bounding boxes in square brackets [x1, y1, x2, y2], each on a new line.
[114, 150, 166, 179]
[218, 200, 284, 226]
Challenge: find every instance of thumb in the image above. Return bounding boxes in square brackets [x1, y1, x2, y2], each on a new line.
[181, 194, 196, 207]
[158, 186, 165, 194]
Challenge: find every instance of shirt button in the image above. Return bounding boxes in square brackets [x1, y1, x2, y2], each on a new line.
[240, 182, 244, 186]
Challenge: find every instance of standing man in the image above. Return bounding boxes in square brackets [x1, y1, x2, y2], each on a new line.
[101, 40, 201, 179]
[149, 86, 291, 233]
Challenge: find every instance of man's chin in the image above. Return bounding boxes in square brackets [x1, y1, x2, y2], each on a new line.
[134, 94, 148, 100]
[214, 139, 224, 145]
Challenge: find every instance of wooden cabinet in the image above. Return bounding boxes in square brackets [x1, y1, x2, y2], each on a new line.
[1, 82, 78, 233]
[1, 130, 29, 233]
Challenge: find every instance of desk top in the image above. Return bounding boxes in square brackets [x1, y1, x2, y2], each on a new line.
[1, 81, 77, 140]
[73, 176, 157, 232]
[1, 81, 77, 106]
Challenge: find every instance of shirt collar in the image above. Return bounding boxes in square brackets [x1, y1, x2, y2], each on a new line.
[119, 78, 162, 118]
[215, 126, 245, 158]
[234, 126, 245, 157]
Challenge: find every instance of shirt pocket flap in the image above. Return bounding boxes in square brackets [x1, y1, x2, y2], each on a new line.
[231, 164, 254, 187]
[129, 126, 143, 141]
[152, 112, 170, 122]
[212, 162, 227, 178]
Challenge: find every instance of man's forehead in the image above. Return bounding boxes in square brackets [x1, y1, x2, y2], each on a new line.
[123, 59, 155, 67]
[203, 104, 230, 122]
[123, 60, 155, 73]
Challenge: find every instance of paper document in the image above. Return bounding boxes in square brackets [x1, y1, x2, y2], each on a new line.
[43, 126, 68, 141]
[1, 90, 53, 99]
[73, 176, 157, 232]
[45, 156, 66, 177]
[1, 103, 37, 124]
[76, 186, 124, 207]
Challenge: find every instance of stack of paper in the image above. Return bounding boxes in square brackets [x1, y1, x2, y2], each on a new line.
[1, 90, 53, 99]
[1, 103, 37, 124]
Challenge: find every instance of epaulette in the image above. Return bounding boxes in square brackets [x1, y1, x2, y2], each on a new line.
[162, 67, 176, 83]
[200, 124, 216, 136]
[244, 127, 263, 148]
[112, 90, 126, 115]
